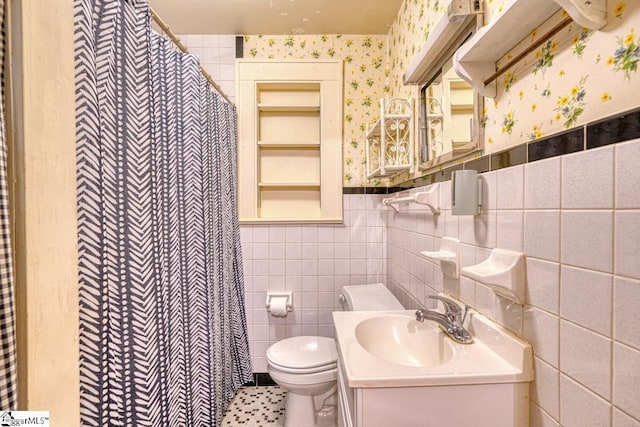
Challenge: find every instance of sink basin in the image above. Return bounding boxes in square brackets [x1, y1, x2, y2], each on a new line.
[334, 309, 534, 388]
[355, 315, 454, 367]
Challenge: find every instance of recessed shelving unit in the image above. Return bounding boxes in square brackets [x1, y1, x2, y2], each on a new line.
[237, 60, 343, 223]
[366, 97, 415, 180]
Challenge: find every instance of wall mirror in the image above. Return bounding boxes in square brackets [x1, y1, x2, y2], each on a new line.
[410, 16, 484, 171]
[419, 57, 482, 166]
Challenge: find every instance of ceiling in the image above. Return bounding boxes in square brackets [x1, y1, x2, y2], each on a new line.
[148, 0, 405, 35]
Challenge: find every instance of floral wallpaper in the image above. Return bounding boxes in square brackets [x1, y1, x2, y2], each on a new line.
[387, 0, 446, 100]
[243, 0, 640, 187]
[243, 35, 388, 187]
[387, 0, 640, 167]
[484, 2, 640, 153]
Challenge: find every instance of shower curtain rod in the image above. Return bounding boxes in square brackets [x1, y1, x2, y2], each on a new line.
[149, 6, 234, 105]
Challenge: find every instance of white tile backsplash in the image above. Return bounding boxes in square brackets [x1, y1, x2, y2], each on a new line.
[526, 258, 560, 314]
[524, 210, 560, 261]
[496, 210, 524, 251]
[560, 266, 612, 336]
[561, 211, 614, 273]
[614, 408, 640, 427]
[614, 276, 640, 350]
[525, 156, 561, 209]
[531, 356, 560, 420]
[615, 138, 640, 209]
[496, 164, 524, 209]
[524, 307, 560, 367]
[615, 211, 640, 280]
[531, 403, 561, 427]
[613, 342, 640, 420]
[473, 209, 497, 248]
[562, 145, 614, 209]
[560, 320, 612, 399]
[560, 374, 612, 427]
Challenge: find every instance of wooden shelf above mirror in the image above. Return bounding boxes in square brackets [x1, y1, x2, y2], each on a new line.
[454, 0, 607, 98]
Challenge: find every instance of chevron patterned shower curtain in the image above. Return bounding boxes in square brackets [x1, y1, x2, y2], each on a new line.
[75, 1, 252, 425]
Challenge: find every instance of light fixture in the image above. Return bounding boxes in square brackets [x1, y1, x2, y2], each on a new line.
[403, 0, 482, 85]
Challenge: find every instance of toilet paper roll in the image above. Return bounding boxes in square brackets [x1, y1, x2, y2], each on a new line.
[269, 296, 289, 317]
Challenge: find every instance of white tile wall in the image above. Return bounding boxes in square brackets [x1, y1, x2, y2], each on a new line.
[615, 139, 640, 209]
[613, 409, 640, 427]
[387, 138, 640, 426]
[525, 156, 561, 209]
[181, 34, 237, 102]
[613, 342, 640, 420]
[562, 145, 614, 209]
[560, 320, 611, 399]
[531, 357, 560, 420]
[241, 194, 387, 372]
[615, 211, 640, 279]
[560, 374, 611, 427]
[614, 277, 640, 349]
[560, 266, 612, 336]
[561, 211, 614, 273]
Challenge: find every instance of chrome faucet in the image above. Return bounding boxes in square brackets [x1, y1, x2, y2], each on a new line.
[415, 295, 473, 344]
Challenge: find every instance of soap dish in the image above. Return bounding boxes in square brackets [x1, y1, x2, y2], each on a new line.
[460, 248, 526, 304]
[420, 237, 459, 278]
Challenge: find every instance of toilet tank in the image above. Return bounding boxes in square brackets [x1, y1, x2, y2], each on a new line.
[339, 283, 404, 311]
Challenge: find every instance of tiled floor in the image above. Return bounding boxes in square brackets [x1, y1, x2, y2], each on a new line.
[222, 386, 286, 426]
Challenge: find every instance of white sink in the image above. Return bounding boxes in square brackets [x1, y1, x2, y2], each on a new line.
[355, 314, 454, 367]
[333, 309, 533, 388]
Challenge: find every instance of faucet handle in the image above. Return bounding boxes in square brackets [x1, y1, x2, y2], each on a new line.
[428, 295, 462, 316]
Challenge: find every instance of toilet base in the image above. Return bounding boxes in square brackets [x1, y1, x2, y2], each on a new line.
[283, 387, 337, 427]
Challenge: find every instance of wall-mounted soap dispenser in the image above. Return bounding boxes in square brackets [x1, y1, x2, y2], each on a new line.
[451, 170, 482, 215]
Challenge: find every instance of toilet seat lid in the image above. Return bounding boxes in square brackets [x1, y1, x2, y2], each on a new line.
[267, 336, 337, 370]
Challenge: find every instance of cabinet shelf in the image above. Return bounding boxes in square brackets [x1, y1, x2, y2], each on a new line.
[454, 0, 607, 98]
[258, 141, 320, 148]
[257, 103, 320, 112]
[451, 103, 473, 111]
[258, 182, 320, 188]
[366, 165, 412, 180]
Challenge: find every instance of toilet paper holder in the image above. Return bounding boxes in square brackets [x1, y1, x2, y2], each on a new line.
[266, 292, 294, 314]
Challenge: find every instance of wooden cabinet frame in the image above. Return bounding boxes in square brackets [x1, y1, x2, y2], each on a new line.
[237, 60, 343, 223]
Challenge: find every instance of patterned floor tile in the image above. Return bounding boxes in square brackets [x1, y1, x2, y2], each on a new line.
[222, 386, 286, 426]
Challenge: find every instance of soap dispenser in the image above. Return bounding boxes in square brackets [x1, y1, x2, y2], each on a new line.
[451, 170, 482, 215]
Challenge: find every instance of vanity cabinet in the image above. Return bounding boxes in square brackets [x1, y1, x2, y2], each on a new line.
[237, 60, 343, 223]
[337, 354, 530, 427]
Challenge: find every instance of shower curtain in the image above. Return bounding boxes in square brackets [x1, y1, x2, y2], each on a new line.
[75, 0, 252, 425]
[0, 0, 17, 410]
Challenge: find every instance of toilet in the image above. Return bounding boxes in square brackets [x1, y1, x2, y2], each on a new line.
[266, 283, 404, 427]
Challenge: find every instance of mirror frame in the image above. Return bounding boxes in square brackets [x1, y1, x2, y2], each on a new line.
[415, 16, 484, 173]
